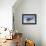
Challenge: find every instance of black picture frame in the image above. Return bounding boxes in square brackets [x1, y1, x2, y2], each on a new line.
[22, 14, 37, 24]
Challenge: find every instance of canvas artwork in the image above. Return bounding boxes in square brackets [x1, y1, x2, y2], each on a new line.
[22, 14, 37, 24]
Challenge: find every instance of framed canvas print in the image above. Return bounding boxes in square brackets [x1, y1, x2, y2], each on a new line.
[22, 14, 37, 24]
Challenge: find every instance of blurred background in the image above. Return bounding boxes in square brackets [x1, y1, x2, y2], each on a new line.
[0, 0, 46, 46]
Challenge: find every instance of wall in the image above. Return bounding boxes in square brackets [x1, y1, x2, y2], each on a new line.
[0, 0, 16, 30]
[41, 0, 46, 46]
[13, 0, 41, 46]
